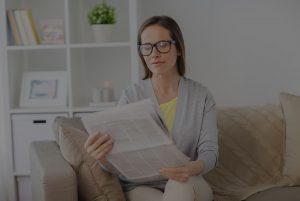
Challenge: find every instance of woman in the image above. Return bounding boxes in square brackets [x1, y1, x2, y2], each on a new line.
[85, 16, 218, 201]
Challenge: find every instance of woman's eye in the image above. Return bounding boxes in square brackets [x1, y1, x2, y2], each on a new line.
[143, 45, 152, 51]
[159, 42, 168, 47]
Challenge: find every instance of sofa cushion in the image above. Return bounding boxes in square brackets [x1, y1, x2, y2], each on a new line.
[52, 116, 87, 143]
[204, 104, 287, 201]
[245, 186, 300, 201]
[58, 124, 126, 201]
[280, 92, 300, 184]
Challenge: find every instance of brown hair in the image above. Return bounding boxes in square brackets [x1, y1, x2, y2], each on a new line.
[137, 16, 186, 79]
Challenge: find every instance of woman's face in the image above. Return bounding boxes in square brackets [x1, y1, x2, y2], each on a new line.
[140, 25, 180, 76]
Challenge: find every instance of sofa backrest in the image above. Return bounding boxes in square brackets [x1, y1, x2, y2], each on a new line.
[205, 104, 286, 201]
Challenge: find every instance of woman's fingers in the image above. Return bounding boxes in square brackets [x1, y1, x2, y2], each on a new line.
[86, 133, 110, 153]
[91, 138, 114, 160]
[160, 167, 190, 182]
[93, 140, 114, 162]
[161, 171, 189, 182]
[84, 132, 115, 162]
[84, 132, 100, 148]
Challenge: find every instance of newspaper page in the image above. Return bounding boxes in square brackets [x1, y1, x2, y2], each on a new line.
[81, 99, 190, 181]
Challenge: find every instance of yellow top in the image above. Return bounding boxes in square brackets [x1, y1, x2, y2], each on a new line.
[159, 97, 177, 133]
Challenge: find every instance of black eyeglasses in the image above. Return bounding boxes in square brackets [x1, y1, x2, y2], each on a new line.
[138, 40, 176, 56]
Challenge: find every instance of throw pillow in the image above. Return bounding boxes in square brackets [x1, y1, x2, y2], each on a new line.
[204, 104, 286, 201]
[58, 125, 126, 201]
[280, 92, 300, 184]
[52, 116, 87, 143]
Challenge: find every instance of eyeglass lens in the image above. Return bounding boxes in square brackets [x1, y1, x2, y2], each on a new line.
[139, 40, 175, 56]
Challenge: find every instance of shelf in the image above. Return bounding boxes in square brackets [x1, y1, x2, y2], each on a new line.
[13, 172, 30, 177]
[70, 42, 131, 48]
[10, 106, 116, 114]
[10, 107, 70, 114]
[7, 42, 131, 51]
[71, 106, 115, 113]
[1, 0, 138, 200]
[7, 44, 67, 51]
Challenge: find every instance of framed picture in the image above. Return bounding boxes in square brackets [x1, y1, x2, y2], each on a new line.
[19, 71, 67, 108]
[39, 19, 65, 44]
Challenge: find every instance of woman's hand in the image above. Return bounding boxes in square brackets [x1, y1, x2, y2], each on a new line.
[159, 160, 204, 182]
[84, 132, 114, 164]
[160, 165, 192, 182]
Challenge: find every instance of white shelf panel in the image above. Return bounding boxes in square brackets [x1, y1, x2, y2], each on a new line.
[70, 42, 131, 49]
[7, 45, 67, 51]
[71, 106, 113, 113]
[13, 172, 30, 177]
[10, 107, 70, 114]
[7, 43, 131, 50]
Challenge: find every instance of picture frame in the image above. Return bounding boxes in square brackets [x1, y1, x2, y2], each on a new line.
[19, 71, 67, 108]
[39, 19, 65, 44]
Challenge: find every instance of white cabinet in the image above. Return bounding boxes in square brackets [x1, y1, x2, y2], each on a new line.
[12, 113, 68, 173]
[17, 177, 32, 201]
[12, 113, 68, 201]
[0, 0, 139, 200]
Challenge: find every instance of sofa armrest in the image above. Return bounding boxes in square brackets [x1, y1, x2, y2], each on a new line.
[30, 141, 78, 201]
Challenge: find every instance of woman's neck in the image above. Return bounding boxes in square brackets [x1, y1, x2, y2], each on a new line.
[151, 73, 181, 103]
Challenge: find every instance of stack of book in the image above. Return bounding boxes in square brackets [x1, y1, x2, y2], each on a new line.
[6, 9, 40, 46]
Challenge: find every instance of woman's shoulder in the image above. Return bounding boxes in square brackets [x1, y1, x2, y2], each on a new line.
[182, 77, 211, 95]
[118, 79, 150, 105]
[182, 77, 216, 106]
[122, 79, 148, 94]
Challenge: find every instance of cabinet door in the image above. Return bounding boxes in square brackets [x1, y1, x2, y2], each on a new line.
[17, 176, 32, 201]
[12, 113, 68, 173]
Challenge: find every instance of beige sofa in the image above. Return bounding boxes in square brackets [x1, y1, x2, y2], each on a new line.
[29, 93, 300, 201]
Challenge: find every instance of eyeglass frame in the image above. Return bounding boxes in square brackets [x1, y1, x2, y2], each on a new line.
[138, 40, 176, 56]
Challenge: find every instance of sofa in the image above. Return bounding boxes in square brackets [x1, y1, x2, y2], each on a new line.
[29, 92, 300, 201]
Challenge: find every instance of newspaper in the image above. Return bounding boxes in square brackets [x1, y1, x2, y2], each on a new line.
[81, 99, 190, 181]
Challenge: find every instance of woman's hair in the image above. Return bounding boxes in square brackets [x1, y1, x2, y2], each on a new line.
[137, 16, 186, 79]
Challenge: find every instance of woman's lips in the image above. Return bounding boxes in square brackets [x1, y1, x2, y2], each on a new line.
[151, 61, 164, 65]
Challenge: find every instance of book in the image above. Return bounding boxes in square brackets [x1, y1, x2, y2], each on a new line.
[14, 10, 29, 45]
[27, 9, 40, 44]
[6, 9, 22, 45]
[20, 9, 37, 45]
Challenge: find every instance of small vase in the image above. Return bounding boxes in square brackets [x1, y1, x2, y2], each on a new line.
[101, 81, 114, 102]
[91, 24, 114, 43]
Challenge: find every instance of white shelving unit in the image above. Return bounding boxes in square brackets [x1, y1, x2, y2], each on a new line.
[0, 0, 139, 200]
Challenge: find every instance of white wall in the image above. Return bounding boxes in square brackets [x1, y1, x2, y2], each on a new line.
[0, 82, 8, 201]
[0, 0, 8, 199]
[0, 44, 8, 201]
[140, 0, 300, 106]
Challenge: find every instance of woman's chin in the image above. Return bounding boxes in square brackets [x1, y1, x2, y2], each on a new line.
[151, 68, 165, 74]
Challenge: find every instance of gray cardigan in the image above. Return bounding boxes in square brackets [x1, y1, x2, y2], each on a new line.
[117, 76, 218, 190]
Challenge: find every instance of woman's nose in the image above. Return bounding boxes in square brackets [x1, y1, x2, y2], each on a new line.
[151, 46, 160, 57]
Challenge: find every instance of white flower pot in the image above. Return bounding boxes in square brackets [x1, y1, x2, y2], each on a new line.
[92, 24, 114, 43]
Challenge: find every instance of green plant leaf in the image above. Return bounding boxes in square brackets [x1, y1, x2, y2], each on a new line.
[88, 1, 116, 25]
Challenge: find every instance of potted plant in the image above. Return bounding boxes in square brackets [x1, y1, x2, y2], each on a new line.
[88, 1, 116, 43]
